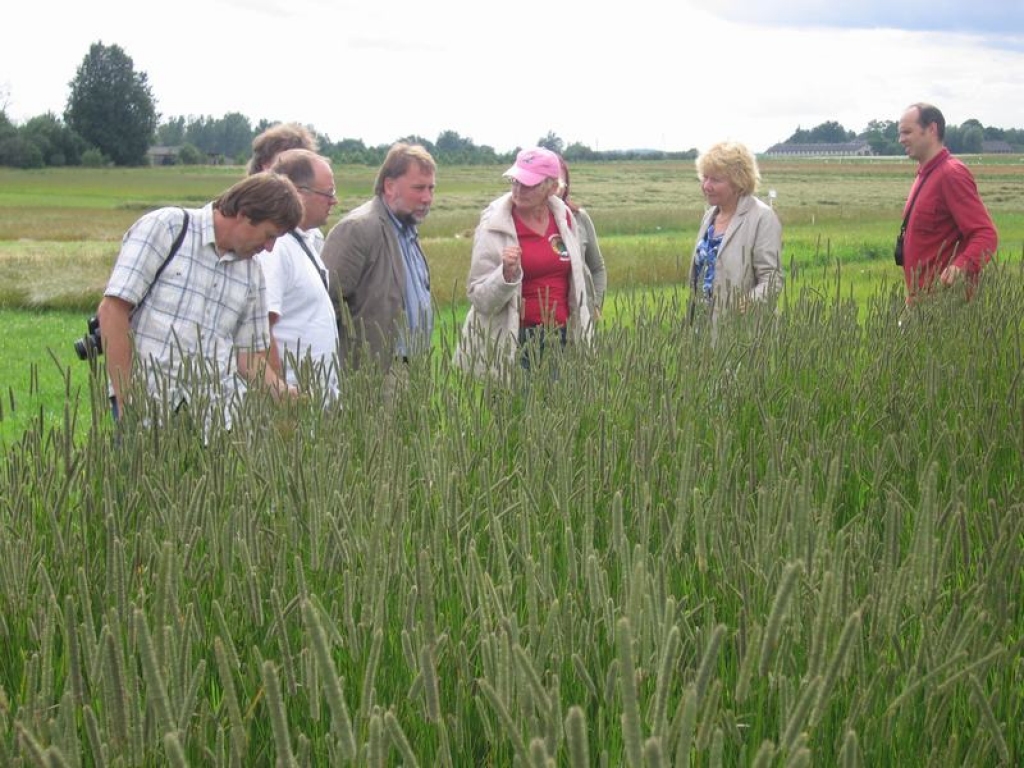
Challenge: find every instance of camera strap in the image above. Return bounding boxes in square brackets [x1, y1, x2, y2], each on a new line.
[134, 208, 190, 313]
[899, 159, 944, 240]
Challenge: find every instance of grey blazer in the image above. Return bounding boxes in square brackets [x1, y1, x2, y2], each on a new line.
[322, 196, 411, 371]
[690, 194, 783, 313]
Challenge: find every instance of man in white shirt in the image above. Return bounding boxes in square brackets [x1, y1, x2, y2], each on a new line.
[256, 149, 340, 400]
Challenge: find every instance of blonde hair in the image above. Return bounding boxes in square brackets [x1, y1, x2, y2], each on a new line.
[696, 141, 760, 197]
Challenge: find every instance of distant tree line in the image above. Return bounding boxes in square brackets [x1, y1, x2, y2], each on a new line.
[1, 40, 1021, 168]
[784, 119, 1024, 155]
[150, 122, 697, 167]
[1, 100, 698, 168]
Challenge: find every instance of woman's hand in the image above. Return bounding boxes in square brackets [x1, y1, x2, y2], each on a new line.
[502, 245, 522, 283]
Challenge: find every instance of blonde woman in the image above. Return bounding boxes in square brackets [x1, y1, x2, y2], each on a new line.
[690, 141, 782, 321]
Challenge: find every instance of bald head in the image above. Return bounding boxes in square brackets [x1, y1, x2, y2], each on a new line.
[271, 149, 337, 230]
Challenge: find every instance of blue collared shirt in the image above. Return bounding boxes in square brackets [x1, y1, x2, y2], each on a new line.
[385, 208, 433, 357]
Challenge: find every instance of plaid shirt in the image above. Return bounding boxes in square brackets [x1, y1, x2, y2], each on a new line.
[104, 203, 269, 407]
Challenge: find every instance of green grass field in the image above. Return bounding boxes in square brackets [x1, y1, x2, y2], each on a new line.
[0, 162, 1022, 766]
[2, 158, 1022, 308]
[3, 159, 1020, 444]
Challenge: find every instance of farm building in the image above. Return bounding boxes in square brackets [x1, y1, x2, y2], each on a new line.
[764, 140, 873, 157]
[147, 145, 182, 165]
[981, 139, 1014, 154]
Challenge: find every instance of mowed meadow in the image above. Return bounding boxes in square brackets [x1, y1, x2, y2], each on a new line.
[1, 160, 1023, 766]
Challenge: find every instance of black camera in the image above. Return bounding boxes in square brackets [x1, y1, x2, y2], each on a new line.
[894, 233, 905, 266]
[74, 315, 103, 361]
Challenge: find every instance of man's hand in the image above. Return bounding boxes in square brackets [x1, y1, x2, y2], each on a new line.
[238, 349, 301, 401]
[266, 312, 285, 378]
[940, 263, 965, 286]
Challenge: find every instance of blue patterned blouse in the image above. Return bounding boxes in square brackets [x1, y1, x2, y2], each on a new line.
[694, 223, 724, 300]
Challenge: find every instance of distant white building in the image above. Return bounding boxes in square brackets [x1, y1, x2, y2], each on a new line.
[764, 140, 873, 157]
[981, 140, 1013, 154]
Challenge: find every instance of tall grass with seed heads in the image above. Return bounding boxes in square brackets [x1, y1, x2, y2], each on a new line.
[0, 264, 1022, 765]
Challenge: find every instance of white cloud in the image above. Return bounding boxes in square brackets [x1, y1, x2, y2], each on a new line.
[1, 0, 1022, 154]
[692, 0, 1024, 36]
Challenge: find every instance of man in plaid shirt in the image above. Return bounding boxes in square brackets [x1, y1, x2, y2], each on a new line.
[97, 172, 303, 421]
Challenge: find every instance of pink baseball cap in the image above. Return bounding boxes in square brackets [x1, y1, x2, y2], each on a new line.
[503, 147, 561, 186]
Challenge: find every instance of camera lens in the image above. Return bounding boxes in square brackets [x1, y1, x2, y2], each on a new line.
[73, 334, 100, 361]
[74, 316, 103, 361]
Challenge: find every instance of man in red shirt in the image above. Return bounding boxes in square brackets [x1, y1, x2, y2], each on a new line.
[897, 102, 997, 298]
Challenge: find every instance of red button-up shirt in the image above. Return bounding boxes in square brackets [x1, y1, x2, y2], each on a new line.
[902, 148, 998, 294]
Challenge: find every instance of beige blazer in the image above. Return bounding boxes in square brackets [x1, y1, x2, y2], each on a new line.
[690, 194, 783, 314]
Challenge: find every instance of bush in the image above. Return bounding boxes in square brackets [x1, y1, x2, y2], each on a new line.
[177, 143, 205, 165]
[0, 136, 44, 168]
[80, 147, 109, 167]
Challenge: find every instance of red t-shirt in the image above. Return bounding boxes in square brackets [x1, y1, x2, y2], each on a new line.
[515, 210, 572, 328]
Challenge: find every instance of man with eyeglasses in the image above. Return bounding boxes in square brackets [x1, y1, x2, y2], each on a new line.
[322, 142, 436, 382]
[255, 149, 340, 400]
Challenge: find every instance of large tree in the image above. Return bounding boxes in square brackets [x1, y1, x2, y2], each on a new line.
[786, 121, 854, 144]
[156, 115, 186, 147]
[64, 42, 157, 166]
[217, 112, 254, 161]
[859, 119, 901, 156]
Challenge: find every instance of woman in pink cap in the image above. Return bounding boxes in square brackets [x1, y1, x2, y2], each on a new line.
[454, 146, 593, 380]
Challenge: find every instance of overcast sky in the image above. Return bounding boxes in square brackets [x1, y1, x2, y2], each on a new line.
[2, 0, 1021, 154]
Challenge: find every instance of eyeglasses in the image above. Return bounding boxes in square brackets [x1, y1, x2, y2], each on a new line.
[299, 185, 337, 200]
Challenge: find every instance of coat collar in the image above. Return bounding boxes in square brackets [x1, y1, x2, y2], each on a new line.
[702, 194, 756, 248]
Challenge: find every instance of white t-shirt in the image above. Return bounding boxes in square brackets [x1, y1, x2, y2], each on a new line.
[255, 229, 339, 398]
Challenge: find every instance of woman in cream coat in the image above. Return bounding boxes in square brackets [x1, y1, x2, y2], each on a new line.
[455, 147, 593, 380]
[689, 141, 782, 322]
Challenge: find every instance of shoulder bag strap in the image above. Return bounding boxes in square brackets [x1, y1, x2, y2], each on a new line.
[135, 208, 190, 312]
[900, 160, 944, 238]
[289, 230, 329, 292]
